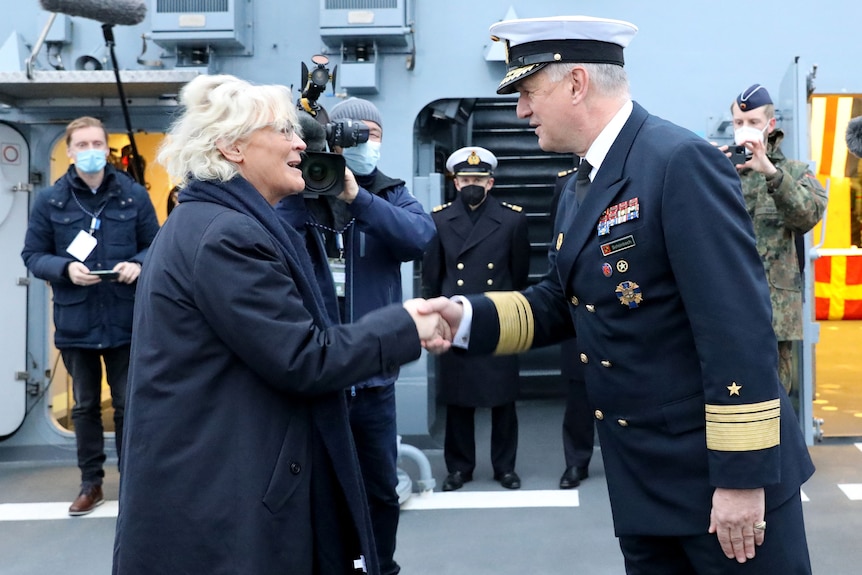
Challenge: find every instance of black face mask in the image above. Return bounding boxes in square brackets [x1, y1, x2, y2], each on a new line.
[460, 184, 487, 207]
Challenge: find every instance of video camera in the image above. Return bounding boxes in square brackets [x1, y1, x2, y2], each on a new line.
[296, 54, 370, 196]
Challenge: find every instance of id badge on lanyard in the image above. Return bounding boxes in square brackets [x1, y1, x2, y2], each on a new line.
[328, 257, 346, 297]
[328, 231, 347, 297]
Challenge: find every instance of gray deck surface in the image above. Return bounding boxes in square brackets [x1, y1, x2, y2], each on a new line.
[2, 398, 862, 575]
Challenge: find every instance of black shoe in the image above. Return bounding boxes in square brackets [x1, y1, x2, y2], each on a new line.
[494, 471, 521, 490]
[442, 471, 472, 492]
[559, 466, 589, 489]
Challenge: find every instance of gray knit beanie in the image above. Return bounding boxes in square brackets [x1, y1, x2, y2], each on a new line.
[329, 97, 383, 128]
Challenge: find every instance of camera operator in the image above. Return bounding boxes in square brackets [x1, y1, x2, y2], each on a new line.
[276, 97, 436, 575]
[723, 84, 828, 394]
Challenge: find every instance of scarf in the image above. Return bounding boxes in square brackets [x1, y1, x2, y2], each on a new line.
[178, 177, 332, 328]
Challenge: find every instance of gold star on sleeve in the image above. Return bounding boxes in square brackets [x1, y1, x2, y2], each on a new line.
[727, 382, 742, 396]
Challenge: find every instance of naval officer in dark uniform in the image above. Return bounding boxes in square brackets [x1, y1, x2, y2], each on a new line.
[422, 146, 531, 491]
[421, 15, 815, 573]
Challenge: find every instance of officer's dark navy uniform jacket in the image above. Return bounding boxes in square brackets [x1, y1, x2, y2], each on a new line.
[464, 102, 815, 536]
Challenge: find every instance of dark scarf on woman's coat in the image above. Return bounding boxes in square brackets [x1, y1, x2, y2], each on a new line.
[178, 176, 334, 327]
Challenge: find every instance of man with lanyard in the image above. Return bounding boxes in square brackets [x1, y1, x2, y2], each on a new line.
[22, 116, 159, 516]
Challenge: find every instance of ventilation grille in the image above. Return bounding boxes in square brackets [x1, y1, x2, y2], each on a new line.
[325, 0, 397, 7]
[156, 0, 229, 13]
[151, 0, 251, 52]
[319, 0, 409, 47]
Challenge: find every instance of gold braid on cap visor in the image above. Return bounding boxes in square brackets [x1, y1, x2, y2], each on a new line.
[705, 399, 780, 451]
[484, 291, 534, 355]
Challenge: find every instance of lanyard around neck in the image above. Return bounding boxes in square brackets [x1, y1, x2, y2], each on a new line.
[70, 190, 108, 235]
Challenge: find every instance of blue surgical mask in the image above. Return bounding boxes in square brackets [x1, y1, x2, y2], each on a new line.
[341, 141, 381, 175]
[76, 149, 108, 174]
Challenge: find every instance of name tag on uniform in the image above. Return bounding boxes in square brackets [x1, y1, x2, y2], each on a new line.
[66, 230, 97, 262]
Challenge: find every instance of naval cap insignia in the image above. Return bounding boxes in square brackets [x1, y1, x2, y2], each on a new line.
[467, 151, 481, 165]
[615, 280, 643, 308]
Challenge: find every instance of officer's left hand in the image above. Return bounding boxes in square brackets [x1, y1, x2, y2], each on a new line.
[708, 487, 766, 563]
[114, 261, 142, 284]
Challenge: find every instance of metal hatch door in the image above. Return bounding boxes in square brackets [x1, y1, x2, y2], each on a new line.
[0, 123, 29, 436]
[778, 57, 820, 445]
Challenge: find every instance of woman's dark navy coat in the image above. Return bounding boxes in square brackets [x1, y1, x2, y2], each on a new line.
[112, 179, 421, 574]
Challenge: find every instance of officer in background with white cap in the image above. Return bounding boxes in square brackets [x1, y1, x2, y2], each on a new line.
[420, 15, 814, 573]
[422, 146, 530, 492]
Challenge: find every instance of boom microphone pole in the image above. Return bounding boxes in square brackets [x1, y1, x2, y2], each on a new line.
[39, 0, 148, 185]
[102, 24, 145, 185]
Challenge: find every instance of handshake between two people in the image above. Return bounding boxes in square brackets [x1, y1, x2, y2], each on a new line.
[402, 297, 464, 355]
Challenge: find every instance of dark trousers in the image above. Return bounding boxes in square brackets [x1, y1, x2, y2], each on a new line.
[562, 376, 594, 471]
[444, 403, 518, 476]
[61, 345, 130, 486]
[618, 492, 811, 574]
[347, 384, 401, 575]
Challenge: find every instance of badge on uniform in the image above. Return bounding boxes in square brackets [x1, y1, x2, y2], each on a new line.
[597, 197, 639, 236]
[602, 262, 613, 277]
[556, 232, 563, 251]
[615, 280, 642, 308]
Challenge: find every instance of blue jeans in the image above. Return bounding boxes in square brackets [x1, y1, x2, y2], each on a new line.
[347, 384, 400, 575]
[61, 345, 130, 486]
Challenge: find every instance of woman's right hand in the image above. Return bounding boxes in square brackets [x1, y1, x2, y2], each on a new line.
[403, 299, 452, 352]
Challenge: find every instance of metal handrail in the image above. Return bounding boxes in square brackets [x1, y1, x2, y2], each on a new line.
[25, 12, 57, 79]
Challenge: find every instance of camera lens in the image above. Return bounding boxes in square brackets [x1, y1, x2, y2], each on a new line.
[307, 163, 327, 182]
[300, 151, 345, 195]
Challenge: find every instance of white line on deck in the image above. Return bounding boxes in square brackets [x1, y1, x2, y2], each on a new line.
[401, 489, 580, 510]
[838, 484, 862, 500]
[0, 500, 118, 521]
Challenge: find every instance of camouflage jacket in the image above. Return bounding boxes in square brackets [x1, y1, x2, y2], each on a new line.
[738, 129, 828, 340]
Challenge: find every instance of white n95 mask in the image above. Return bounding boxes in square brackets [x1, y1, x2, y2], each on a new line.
[734, 125, 768, 146]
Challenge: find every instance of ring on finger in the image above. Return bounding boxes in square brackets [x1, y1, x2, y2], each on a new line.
[753, 520, 766, 531]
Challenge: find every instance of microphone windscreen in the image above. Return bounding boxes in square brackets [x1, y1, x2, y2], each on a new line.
[40, 0, 147, 27]
[847, 116, 862, 158]
[297, 112, 328, 153]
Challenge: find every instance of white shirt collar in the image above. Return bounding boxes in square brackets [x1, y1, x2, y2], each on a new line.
[581, 99, 633, 181]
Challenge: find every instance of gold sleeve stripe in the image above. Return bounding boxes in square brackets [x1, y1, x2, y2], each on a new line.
[485, 291, 534, 355]
[706, 399, 781, 415]
[705, 399, 780, 452]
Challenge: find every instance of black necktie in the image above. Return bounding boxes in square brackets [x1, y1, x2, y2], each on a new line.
[575, 159, 592, 207]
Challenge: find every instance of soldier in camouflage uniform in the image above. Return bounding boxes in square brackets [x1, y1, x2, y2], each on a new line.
[728, 84, 828, 393]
